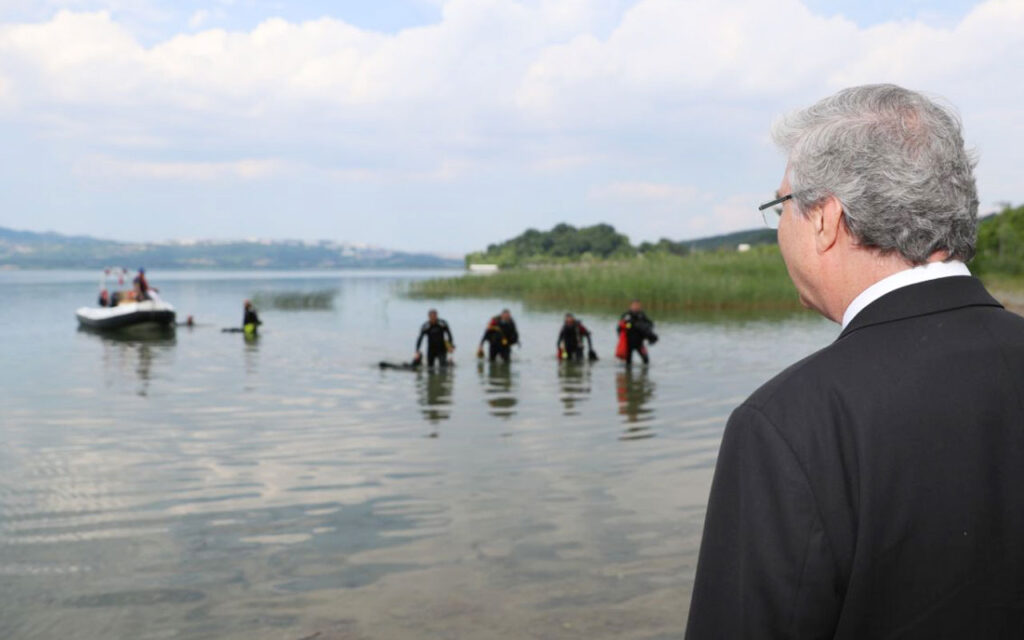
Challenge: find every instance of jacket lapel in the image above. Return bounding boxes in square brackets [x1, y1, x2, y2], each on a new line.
[838, 276, 1004, 341]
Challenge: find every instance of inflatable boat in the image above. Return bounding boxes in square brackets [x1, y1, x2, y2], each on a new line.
[76, 299, 176, 331]
[76, 267, 176, 331]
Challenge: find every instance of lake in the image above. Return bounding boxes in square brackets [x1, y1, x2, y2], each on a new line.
[0, 269, 837, 639]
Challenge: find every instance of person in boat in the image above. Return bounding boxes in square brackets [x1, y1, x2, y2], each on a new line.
[477, 309, 519, 362]
[558, 313, 596, 362]
[97, 289, 110, 308]
[243, 300, 261, 336]
[133, 268, 157, 301]
[415, 309, 455, 368]
[616, 300, 658, 365]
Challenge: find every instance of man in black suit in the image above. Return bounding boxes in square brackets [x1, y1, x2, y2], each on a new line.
[686, 84, 1024, 638]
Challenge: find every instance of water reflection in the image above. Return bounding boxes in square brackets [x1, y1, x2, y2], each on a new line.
[477, 361, 518, 419]
[557, 362, 592, 416]
[416, 368, 453, 434]
[616, 368, 656, 440]
[243, 331, 260, 379]
[79, 327, 176, 397]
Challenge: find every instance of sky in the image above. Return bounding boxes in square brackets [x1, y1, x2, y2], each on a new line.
[0, 0, 1021, 254]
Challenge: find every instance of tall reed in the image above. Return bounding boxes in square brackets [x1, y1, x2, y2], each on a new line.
[251, 289, 337, 310]
[409, 247, 803, 315]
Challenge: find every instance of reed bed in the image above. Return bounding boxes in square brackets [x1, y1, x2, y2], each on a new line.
[408, 247, 804, 315]
[251, 289, 338, 310]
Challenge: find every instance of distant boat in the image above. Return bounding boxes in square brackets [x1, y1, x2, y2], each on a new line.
[76, 299, 176, 331]
[75, 267, 176, 331]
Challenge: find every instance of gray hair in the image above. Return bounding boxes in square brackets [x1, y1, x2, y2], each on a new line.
[772, 84, 978, 263]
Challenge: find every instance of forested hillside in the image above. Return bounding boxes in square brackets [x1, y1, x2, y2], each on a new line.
[0, 227, 461, 270]
[465, 223, 779, 267]
[465, 223, 634, 267]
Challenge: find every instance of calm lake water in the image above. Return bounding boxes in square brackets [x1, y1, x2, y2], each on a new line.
[0, 270, 837, 639]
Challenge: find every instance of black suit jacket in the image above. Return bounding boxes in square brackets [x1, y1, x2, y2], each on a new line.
[686, 276, 1024, 639]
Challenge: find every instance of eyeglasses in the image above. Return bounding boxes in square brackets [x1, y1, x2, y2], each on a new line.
[758, 193, 793, 229]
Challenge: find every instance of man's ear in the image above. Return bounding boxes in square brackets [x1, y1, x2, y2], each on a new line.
[814, 195, 843, 254]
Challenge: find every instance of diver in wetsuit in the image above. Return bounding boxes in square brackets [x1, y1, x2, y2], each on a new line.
[415, 309, 455, 367]
[243, 300, 262, 336]
[617, 300, 658, 366]
[477, 308, 519, 362]
[558, 313, 596, 361]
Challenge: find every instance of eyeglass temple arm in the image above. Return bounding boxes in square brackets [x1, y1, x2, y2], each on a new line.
[758, 194, 792, 211]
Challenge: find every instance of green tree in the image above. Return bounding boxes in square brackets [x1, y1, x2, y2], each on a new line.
[973, 204, 1024, 275]
[467, 222, 635, 267]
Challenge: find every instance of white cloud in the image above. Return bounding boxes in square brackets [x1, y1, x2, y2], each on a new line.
[77, 155, 290, 180]
[587, 180, 719, 242]
[702, 193, 769, 236]
[0, 0, 1022, 248]
[73, 153, 473, 185]
[589, 181, 701, 209]
[3, 2, 1022, 137]
[514, 0, 860, 124]
[187, 9, 209, 30]
[531, 153, 603, 172]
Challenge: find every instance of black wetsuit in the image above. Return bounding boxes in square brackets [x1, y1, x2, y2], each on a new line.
[417, 320, 454, 367]
[243, 308, 261, 334]
[618, 310, 657, 365]
[558, 322, 592, 361]
[480, 317, 519, 362]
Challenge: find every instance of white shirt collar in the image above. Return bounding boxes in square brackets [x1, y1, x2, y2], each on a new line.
[841, 260, 971, 329]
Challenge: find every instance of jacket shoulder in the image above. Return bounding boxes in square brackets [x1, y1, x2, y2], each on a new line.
[747, 302, 1024, 420]
[745, 346, 830, 410]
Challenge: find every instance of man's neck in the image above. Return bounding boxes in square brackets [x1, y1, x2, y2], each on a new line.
[830, 250, 955, 325]
[831, 256, 908, 320]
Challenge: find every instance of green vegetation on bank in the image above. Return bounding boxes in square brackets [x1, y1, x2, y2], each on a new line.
[465, 222, 779, 267]
[413, 205, 1024, 315]
[974, 204, 1024, 277]
[421, 222, 801, 314]
[413, 246, 802, 315]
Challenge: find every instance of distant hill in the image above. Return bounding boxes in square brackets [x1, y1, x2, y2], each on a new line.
[640, 228, 778, 255]
[0, 226, 462, 270]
